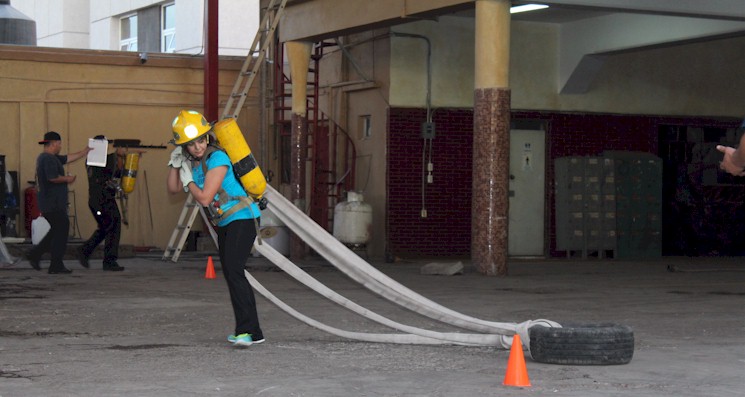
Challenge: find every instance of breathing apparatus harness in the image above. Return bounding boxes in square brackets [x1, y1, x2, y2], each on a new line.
[189, 144, 263, 244]
[189, 145, 251, 223]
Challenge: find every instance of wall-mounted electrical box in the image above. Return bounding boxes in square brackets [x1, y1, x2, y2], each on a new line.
[421, 122, 436, 139]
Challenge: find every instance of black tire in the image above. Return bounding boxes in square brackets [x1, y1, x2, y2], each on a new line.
[528, 323, 634, 365]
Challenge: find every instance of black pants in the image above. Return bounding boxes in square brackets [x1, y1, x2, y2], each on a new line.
[81, 198, 121, 266]
[28, 210, 69, 271]
[217, 219, 263, 339]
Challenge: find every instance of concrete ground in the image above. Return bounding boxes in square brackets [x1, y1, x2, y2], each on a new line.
[1, 251, 743, 397]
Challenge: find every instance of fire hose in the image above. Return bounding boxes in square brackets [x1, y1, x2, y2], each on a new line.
[249, 185, 560, 349]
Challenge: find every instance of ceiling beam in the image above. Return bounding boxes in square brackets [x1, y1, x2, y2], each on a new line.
[529, 0, 745, 20]
[279, 0, 472, 42]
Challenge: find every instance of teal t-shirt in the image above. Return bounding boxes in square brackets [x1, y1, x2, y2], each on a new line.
[192, 150, 260, 226]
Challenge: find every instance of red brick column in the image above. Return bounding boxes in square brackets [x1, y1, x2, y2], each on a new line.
[290, 113, 308, 260]
[287, 41, 312, 260]
[472, 88, 510, 276]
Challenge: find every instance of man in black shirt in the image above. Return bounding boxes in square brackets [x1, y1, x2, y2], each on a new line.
[78, 135, 126, 271]
[27, 131, 91, 274]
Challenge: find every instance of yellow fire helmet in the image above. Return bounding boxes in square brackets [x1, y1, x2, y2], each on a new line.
[171, 110, 211, 145]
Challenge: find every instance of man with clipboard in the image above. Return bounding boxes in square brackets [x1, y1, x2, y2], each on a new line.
[77, 135, 129, 271]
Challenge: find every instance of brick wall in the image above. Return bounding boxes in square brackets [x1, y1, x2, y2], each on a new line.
[387, 108, 473, 258]
[387, 108, 740, 258]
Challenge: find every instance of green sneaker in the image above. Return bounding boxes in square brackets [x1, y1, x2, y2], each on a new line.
[228, 333, 264, 346]
[227, 334, 241, 343]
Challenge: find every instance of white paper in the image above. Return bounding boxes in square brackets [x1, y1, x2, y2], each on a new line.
[86, 138, 108, 167]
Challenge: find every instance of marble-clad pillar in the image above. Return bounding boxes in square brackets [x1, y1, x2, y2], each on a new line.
[472, 88, 510, 276]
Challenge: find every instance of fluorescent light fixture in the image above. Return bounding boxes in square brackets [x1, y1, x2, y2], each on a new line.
[510, 4, 549, 14]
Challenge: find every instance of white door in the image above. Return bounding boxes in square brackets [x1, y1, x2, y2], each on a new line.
[508, 129, 546, 256]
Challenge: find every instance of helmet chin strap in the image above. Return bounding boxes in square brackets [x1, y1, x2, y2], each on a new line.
[181, 146, 197, 162]
[183, 135, 213, 162]
[184, 151, 200, 162]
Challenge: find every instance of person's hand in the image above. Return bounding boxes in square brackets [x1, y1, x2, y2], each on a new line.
[716, 145, 745, 176]
[179, 165, 194, 192]
[66, 175, 77, 184]
[168, 147, 185, 168]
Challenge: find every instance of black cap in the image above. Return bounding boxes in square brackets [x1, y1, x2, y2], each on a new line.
[38, 131, 61, 145]
[93, 134, 108, 140]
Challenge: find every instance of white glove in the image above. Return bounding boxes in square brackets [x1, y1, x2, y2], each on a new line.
[168, 147, 185, 168]
[179, 165, 194, 192]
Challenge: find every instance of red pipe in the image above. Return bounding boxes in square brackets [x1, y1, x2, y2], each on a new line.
[204, 0, 219, 121]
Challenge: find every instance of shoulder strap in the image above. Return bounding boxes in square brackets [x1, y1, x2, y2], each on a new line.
[199, 145, 232, 206]
[199, 145, 225, 176]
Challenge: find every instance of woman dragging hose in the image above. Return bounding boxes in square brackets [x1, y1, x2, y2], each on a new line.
[166, 110, 264, 347]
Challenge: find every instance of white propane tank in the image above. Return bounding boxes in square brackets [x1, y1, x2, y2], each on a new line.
[333, 191, 372, 245]
[255, 207, 290, 257]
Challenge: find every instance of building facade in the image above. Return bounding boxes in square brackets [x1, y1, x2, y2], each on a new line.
[10, 0, 259, 55]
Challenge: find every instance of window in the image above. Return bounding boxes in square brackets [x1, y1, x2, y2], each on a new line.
[120, 14, 138, 51]
[161, 3, 175, 53]
[360, 115, 372, 140]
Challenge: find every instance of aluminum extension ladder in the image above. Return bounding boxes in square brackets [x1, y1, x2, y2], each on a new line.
[163, 0, 286, 261]
[222, 0, 287, 119]
[162, 195, 219, 262]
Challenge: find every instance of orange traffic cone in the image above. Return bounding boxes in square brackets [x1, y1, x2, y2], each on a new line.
[503, 334, 531, 387]
[205, 256, 216, 279]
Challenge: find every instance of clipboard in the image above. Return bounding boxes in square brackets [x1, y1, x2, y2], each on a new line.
[86, 138, 108, 167]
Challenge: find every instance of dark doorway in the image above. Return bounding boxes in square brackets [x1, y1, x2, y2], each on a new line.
[658, 125, 745, 256]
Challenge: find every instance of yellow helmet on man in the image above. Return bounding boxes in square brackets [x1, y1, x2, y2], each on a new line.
[171, 110, 211, 145]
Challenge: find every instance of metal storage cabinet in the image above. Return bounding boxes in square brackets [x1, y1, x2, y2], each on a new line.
[555, 157, 584, 252]
[603, 151, 662, 258]
[555, 157, 616, 258]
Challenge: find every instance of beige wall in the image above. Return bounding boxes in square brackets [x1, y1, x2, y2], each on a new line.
[388, 16, 745, 117]
[390, 16, 475, 108]
[574, 34, 745, 115]
[0, 46, 260, 249]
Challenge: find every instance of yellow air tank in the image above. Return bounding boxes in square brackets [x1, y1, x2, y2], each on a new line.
[213, 118, 267, 199]
[121, 153, 139, 194]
